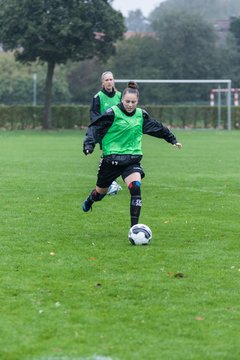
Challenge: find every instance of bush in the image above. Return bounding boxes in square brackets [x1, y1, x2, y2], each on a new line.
[0, 104, 237, 130]
[0, 105, 89, 129]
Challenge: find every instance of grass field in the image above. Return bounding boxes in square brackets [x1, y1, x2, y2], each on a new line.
[1, 129, 240, 360]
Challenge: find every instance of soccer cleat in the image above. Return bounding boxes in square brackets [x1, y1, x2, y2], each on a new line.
[107, 181, 122, 196]
[82, 195, 93, 212]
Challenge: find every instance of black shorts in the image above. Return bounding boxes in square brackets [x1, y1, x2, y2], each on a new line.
[96, 158, 145, 188]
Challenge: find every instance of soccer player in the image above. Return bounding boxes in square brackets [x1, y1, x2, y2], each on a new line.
[90, 71, 122, 195]
[83, 82, 182, 227]
[90, 71, 122, 122]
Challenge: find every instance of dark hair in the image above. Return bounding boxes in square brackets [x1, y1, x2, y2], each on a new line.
[122, 81, 139, 98]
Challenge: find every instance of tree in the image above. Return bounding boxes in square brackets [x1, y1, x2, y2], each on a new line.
[230, 16, 240, 47]
[150, 0, 240, 22]
[67, 58, 106, 104]
[125, 10, 150, 32]
[148, 10, 222, 103]
[229, 16, 240, 84]
[0, 0, 125, 128]
[151, 10, 218, 78]
[103, 8, 240, 105]
[0, 53, 72, 105]
[107, 35, 162, 104]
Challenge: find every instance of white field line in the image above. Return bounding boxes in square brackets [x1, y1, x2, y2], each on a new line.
[30, 355, 117, 360]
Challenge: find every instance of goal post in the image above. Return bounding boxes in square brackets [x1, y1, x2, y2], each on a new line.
[115, 79, 232, 130]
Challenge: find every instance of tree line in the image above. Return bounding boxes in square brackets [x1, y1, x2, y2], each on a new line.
[0, 0, 240, 128]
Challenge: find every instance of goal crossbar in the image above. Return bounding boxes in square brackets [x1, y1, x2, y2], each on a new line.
[115, 79, 232, 130]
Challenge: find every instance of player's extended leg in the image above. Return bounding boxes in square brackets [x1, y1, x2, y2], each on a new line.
[125, 173, 142, 226]
[82, 187, 108, 212]
[128, 181, 142, 226]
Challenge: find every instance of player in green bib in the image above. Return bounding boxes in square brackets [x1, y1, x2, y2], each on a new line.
[90, 71, 122, 195]
[90, 71, 122, 123]
[83, 82, 182, 229]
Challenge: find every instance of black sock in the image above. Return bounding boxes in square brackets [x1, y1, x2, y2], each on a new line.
[128, 181, 142, 227]
[130, 195, 142, 226]
[90, 189, 106, 202]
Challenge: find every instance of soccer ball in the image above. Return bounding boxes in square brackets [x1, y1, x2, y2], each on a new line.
[128, 224, 152, 245]
[107, 181, 122, 196]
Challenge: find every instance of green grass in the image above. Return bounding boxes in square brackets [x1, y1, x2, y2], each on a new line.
[1, 129, 240, 360]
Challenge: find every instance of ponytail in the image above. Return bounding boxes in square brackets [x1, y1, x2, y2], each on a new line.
[127, 81, 138, 90]
[122, 81, 139, 98]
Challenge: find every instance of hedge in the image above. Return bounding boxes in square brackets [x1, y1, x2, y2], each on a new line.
[0, 104, 239, 129]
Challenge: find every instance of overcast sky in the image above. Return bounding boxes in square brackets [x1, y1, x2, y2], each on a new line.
[112, 0, 166, 17]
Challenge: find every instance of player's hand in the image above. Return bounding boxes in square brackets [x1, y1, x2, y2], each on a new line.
[173, 142, 182, 149]
[83, 145, 94, 155]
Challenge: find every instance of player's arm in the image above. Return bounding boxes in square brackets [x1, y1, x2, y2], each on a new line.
[90, 95, 101, 123]
[83, 125, 97, 154]
[142, 110, 182, 148]
[83, 109, 115, 155]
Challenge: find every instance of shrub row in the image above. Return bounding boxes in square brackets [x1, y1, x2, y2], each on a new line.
[0, 104, 239, 129]
[0, 105, 90, 130]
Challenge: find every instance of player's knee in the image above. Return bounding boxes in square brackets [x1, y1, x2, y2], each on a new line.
[128, 181, 141, 196]
[91, 190, 106, 202]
